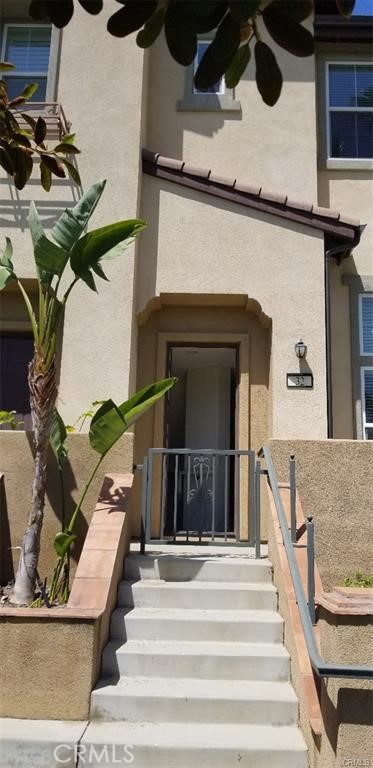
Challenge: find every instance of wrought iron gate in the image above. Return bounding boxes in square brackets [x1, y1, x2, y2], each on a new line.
[139, 448, 261, 551]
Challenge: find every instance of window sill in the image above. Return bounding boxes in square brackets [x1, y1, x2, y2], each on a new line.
[177, 96, 241, 112]
[325, 158, 373, 170]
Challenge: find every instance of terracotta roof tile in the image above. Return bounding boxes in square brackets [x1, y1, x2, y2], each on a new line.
[142, 149, 362, 235]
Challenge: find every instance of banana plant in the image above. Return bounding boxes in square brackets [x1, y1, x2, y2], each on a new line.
[48, 378, 176, 604]
[0, 180, 145, 605]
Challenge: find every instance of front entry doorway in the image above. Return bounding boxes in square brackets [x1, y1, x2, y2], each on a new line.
[161, 345, 238, 539]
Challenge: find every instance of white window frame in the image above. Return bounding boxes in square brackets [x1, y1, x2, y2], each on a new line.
[359, 292, 373, 356]
[0, 22, 57, 102]
[177, 35, 240, 112]
[325, 60, 373, 166]
[360, 366, 373, 437]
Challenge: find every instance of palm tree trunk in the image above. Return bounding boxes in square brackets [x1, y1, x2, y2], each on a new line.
[10, 356, 57, 605]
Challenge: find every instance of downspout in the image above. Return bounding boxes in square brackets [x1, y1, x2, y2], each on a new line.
[324, 226, 364, 438]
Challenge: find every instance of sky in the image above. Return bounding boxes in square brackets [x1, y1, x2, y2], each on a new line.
[352, 0, 373, 15]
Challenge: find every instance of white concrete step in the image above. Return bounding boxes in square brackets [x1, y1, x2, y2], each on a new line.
[117, 579, 277, 610]
[0, 718, 88, 768]
[124, 553, 273, 583]
[101, 638, 290, 680]
[91, 676, 299, 725]
[81, 721, 308, 768]
[110, 607, 284, 643]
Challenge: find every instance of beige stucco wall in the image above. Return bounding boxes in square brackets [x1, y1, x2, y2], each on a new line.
[0, 0, 146, 425]
[137, 178, 327, 440]
[319, 610, 373, 768]
[0, 431, 133, 585]
[270, 439, 373, 590]
[146, 17, 318, 202]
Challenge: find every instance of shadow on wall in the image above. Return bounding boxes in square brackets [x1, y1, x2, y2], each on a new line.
[321, 678, 373, 756]
[0, 475, 14, 585]
[0, 176, 80, 232]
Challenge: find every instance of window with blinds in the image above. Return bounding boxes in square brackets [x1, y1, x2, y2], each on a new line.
[326, 63, 373, 159]
[359, 294, 373, 439]
[2, 25, 52, 102]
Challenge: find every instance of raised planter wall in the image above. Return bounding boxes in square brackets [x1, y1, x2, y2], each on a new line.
[0, 431, 133, 585]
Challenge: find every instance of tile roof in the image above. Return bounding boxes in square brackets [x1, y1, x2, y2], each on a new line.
[142, 149, 362, 248]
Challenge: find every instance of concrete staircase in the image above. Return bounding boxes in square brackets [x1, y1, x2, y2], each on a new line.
[81, 548, 308, 767]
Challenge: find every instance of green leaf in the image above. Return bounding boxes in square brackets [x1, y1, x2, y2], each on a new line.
[20, 83, 39, 100]
[53, 143, 81, 154]
[254, 41, 282, 106]
[0, 265, 14, 291]
[263, 3, 314, 57]
[9, 96, 27, 107]
[53, 531, 77, 558]
[29, 0, 48, 21]
[92, 262, 109, 281]
[0, 147, 15, 175]
[40, 160, 52, 192]
[165, 2, 198, 66]
[137, 7, 166, 48]
[194, 42, 234, 91]
[0, 61, 16, 71]
[29, 202, 68, 277]
[335, 0, 356, 15]
[275, 0, 312, 22]
[61, 133, 76, 144]
[189, 2, 229, 33]
[62, 159, 81, 186]
[20, 112, 37, 131]
[210, 12, 240, 60]
[108, 1, 157, 37]
[225, 43, 251, 88]
[79, 269, 97, 292]
[9, 146, 32, 190]
[51, 180, 106, 251]
[41, 153, 66, 178]
[78, 0, 103, 13]
[34, 116, 47, 145]
[89, 378, 177, 455]
[46, 0, 74, 27]
[70, 219, 146, 279]
[229, 1, 260, 23]
[50, 408, 68, 468]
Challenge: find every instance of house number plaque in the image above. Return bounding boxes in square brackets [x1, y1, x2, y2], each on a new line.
[287, 373, 313, 389]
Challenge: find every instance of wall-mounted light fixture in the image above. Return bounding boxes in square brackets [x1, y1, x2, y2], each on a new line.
[295, 339, 307, 359]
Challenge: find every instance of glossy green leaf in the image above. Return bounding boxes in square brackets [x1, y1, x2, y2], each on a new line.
[89, 378, 177, 455]
[46, 0, 74, 27]
[229, 1, 260, 22]
[79, 269, 97, 292]
[0, 61, 16, 71]
[137, 7, 166, 48]
[53, 531, 77, 558]
[9, 146, 33, 189]
[20, 112, 37, 131]
[0, 147, 15, 175]
[20, 83, 39, 100]
[255, 41, 283, 106]
[225, 43, 251, 88]
[210, 12, 240, 60]
[194, 42, 234, 91]
[29, 202, 68, 276]
[70, 219, 146, 279]
[0, 238, 15, 291]
[61, 133, 76, 144]
[92, 261, 109, 281]
[78, 0, 103, 13]
[50, 408, 68, 468]
[108, 1, 157, 37]
[276, 0, 313, 22]
[35, 116, 47, 145]
[263, 3, 314, 57]
[165, 2, 197, 66]
[40, 160, 52, 192]
[41, 153, 65, 178]
[51, 180, 106, 251]
[61, 158, 81, 186]
[53, 143, 81, 154]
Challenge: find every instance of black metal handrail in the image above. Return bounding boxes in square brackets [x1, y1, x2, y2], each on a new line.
[260, 445, 373, 680]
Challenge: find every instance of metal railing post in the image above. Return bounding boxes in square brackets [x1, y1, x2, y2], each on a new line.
[255, 460, 261, 559]
[140, 457, 148, 554]
[306, 515, 316, 625]
[289, 453, 297, 544]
